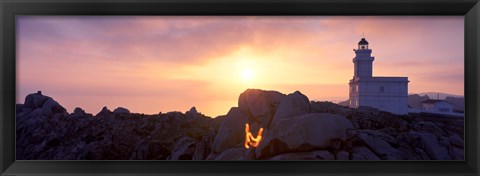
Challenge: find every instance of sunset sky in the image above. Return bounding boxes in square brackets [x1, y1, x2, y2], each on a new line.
[17, 16, 464, 117]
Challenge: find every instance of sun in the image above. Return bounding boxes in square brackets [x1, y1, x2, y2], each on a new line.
[241, 69, 254, 82]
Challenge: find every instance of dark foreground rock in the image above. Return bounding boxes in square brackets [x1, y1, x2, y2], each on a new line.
[16, 92, 219, 160]
[210, 90, 464, 160]
[16, 90, 464, 160]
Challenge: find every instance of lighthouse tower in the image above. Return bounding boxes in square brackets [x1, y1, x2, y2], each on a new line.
[353, 38, 374, 78]
[348, 37, 409, 115]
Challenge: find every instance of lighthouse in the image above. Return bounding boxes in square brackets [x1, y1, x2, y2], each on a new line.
[348, 38, 409, 115]
[353, 38, 374, 78]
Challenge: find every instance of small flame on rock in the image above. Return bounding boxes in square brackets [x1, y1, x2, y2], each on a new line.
[244, 123, 264, 149]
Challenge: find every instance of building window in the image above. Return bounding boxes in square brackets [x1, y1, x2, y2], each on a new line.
[380, 86, 385, 93]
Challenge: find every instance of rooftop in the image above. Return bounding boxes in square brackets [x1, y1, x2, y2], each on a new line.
[358, 38, 369, 45]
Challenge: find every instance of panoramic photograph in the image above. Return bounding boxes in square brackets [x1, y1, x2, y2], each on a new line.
[16, 16, 464, 160]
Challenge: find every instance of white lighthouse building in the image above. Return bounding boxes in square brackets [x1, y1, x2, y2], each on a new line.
[348, 38, 409, 115]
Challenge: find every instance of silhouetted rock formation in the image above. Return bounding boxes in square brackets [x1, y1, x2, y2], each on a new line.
[16, 92, 217, 160]
[113, 107, 130, 114]
[212, 107, 248, 153]
[238, 89, 286, 128]
[338, 100, 350, 107]
[271, 91, 311, 125]
[16, 89, 464, 160]
[256, 113, 354, 159]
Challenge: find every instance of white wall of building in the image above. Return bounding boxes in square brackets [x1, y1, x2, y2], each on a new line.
[352, 78, 409, 115]
[423, 101, 454, 113]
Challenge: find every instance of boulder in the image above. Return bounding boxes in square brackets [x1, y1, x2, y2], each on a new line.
[122, 139, 170, 160]
[355, 130, 403, 160]
[167, 137, 196, 160]
[335, 150, 350, 160]
[448, 134, 464, 148]
[74, 107, 86, 115]
[311, 101, 353, 118]
[413, 148, 430, 160]
[41, 98, 67, 116]
[269, 150, 334, 160]
[213, 147, 245, 160]
[338, 100, 350, 107]
[420, 133, 450, 160]
[240, 149, 257, 160]
[113, 107, 130, 114]
[271, 91, 311, 126]
[16, 104, 24, 112]
[397, 131, 424, 149]
[28, 134, 45, 144]
[238, 89, 286, 127]
[24, 91, 49, 109]
[192, 131, 215, 160]
[186, 107, 198, 118]
[189, 107, 198, 114]
[96, 106, 112, 117]
[72, 107, 93, 119]
[449, 146, 464, 160]
[212, 107, 249, 153]
[256, 113, 354, 159]
[351, 146, 380, 160]
[414, 122, 446, 138]
[345, 106, 410, 131]
[22, 91, 67, 117]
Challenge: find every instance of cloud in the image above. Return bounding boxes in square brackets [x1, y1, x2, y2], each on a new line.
[16, 16, 464, 117]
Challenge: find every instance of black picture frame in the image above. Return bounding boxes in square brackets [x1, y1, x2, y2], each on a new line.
[1, 0, 479, 175]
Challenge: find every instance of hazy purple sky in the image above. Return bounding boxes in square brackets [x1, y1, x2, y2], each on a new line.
[17, 16, 464, 117]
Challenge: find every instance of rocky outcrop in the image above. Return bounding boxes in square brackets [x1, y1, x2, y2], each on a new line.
[192, 130, 215, 160]
[238, 89, 286, 127]
[185, 107, 199, 118]
[420, 133, 450, 160]
[96, 106, 112, 117]
[337, 100, 350, 107]
[335, 150, 350, 160]
[16, 92, 218, 160]
[16, 89, 464, 160]
[351, 146, 381, 160]
[211, 107, 248, 153]
[24, 91, 49, 109]
[211, 148, 245, 160]
[73, 107, 87, 115]
[167, 137, 196, 160]
[271, 91, 311, 125]
[311, 101, 353, 118]
[210, 89, 463, 161]
[354, 130, 404, 160]
[256, 113, 354, 159]
[113, 107, 130, 114]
